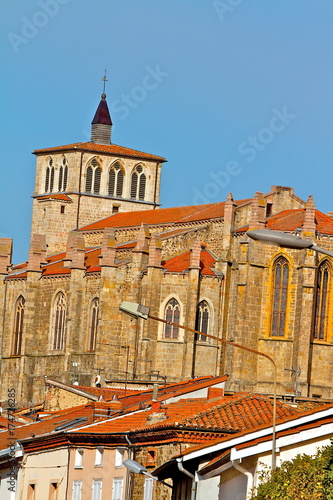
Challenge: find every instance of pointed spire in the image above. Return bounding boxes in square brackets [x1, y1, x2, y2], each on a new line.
[91, 71, 112, 145]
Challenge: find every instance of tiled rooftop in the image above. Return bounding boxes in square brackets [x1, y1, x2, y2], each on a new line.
[33, 142, 166, 162]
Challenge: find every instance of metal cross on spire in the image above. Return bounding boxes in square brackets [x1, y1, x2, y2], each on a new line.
[102, 70, 108, 95]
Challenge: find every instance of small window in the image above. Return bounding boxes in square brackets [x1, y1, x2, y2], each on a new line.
[74, 449, 84, 468]
[95, 448, 104, 467]
[60, 205, 65, 214]
[115, 448, 124, 467]
[72, 480, 82, 500]
[112, 205, 119, 214]
[112, 478, 124, 500]
[92, 479, 102, 500]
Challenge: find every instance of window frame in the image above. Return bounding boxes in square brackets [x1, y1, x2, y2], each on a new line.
[87, 298, 99, 352]
[313, 259, 331, 341]
[130, 164, 146, 200]
[195, 300, 210, 342]
[164, 298, 181, 339]
[271, 255, 290, 337]
[51, 292, 67, 351]
[12, 295, 25, 356]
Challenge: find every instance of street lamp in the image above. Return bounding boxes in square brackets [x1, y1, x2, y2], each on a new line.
[119, 301, 278, 470]
[123, 458, 172, 488]
[247, 229, 333, 258]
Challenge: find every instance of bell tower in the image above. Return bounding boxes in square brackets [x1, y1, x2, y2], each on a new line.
[30, 82, 166, 256]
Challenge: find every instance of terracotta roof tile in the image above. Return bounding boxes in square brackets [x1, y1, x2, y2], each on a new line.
[162, 249, 218, 276]
[36, 194, 72, 202]
[33, 142, 166, 162]
[79, 199, 249, 232]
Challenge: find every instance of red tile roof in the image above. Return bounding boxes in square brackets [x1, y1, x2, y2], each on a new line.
[36, 194, 72, 202]
[236, 209, 333, 235]
[71, 393, 303, 437]
[33, 142, 166, 162]
[162, 249, 218, 276]
[80, 203, 224, 232]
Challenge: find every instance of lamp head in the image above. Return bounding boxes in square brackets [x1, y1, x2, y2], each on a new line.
[123, 458, 147, 474]
[119, 301, 150, 320]
[247, 229, 313, 250]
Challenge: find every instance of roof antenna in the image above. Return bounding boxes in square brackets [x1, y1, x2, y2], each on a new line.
[102, 69, 108, 97]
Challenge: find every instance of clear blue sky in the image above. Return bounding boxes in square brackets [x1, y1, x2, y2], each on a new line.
[1, 1, 333, 263]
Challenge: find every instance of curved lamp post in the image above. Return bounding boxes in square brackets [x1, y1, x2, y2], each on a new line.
[123, 458, 172, 488]
[119, 301, 278, 470]
[247, 229, 333, 258]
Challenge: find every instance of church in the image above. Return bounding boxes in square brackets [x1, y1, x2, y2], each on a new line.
[1, 91, 333, 407]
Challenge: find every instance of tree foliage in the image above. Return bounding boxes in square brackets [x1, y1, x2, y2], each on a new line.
[250, 441, 333, 500]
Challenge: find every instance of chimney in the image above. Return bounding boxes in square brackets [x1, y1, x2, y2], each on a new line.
[189, 239, 201, 270]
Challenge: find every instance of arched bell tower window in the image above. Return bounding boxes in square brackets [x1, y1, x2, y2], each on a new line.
[45, 158, 55, 193]
[313, 260, 330, 340]
[164, 298, 180, 339]
[195, 301, 209, 341]
[51, 292, 67, 350]
[88, 298, 99, 352]
[12, 296, 25, 356]
[85, 158, 102, 194]
[108, 162, 124, 197]
[58, 157, 68, 192]
[271, 256, 289, 337]
[131, 165, 146, 200]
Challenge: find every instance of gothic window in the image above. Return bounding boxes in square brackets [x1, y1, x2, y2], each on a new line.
[85, 159, 101, 194]
[88, 298, 99, 351]
[271, 256, 289, 337]
[313, 260, 330, 340]
[164, 298, 180, 339]
[130, 165, 146, 200]
[45, 158, 54, 193]
[108, 163, 124, 197]
[195, 301, 209, 341]
[58, 157, 68, 192]
[51, 292, 67, 350]
[12, 296, 25, 356]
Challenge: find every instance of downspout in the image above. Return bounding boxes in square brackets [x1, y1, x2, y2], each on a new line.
[177, 458, 197, 500]
[232, 459, 253, 498]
